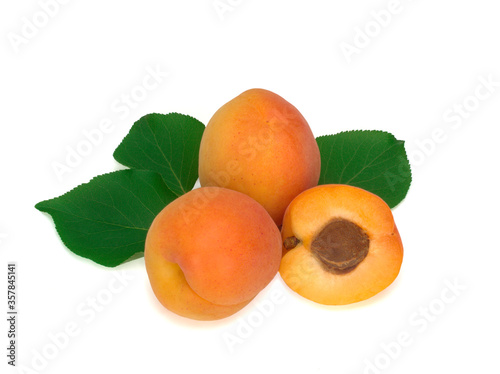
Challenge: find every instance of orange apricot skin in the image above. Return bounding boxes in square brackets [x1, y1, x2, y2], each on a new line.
[198, 88, 321, 226]
[279, 184, 404, 305]
[145, 187, 282, 321]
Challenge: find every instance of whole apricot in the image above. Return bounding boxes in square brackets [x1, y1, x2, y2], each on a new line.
[279, 184, 404, 305]
[198, 88, 321, 226]
[145, 187, 282, 321]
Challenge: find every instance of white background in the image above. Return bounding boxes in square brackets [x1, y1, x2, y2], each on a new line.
[1, 1, 500, 373]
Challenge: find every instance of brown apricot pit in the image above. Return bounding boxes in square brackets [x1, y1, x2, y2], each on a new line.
[285, 218, 370, 274]
[310, 219, 369, 273]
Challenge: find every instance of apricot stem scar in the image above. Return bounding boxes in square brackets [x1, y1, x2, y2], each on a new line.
[283, 236, 301, 250]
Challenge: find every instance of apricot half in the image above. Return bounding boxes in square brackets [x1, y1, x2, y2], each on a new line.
[145, 187, 282, 321]
[279, 184, 403, 305]
[198, 88, 321, 226]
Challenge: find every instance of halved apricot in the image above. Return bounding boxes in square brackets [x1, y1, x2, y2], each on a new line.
[279, 184, 403, 305]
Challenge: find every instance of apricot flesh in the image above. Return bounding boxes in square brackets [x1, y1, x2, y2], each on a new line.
[279, 184, 404, 305]
[145, 187, 282, 321]
[198, 88, 321, 226]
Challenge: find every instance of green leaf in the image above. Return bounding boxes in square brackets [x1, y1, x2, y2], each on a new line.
[316, 130, 411, 208]
[113, 113, 205, 197]
[35, 169, 177, 267]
